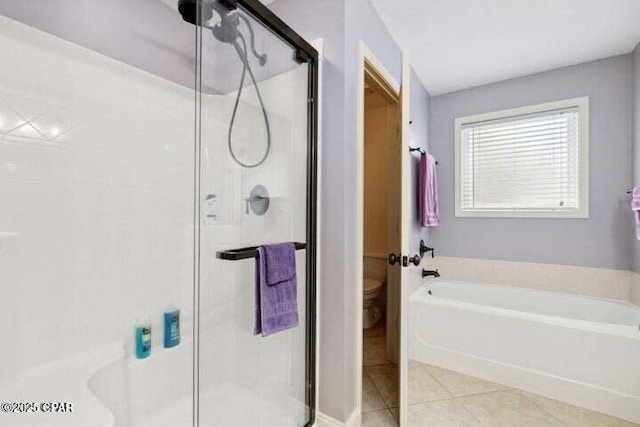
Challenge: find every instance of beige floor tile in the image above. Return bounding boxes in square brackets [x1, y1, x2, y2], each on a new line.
[390, 407, 399, 422]
[409, 361, 452, 404]
[362, 409, 399, 427]
[460, 390, 563, 426]
[522, 392, 640, 427]
[366, 364, 399, 407]
[423, 363, 506, 397]
[364, 336, 388, 366]
[407, 400, 484, 427]
[363, 373, 387, 412]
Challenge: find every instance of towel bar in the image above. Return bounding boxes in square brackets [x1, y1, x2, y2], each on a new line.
[217, 242, 307, 261]
[409, 146, 438, 165]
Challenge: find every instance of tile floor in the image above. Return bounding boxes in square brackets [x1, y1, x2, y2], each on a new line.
[405, 361, 640, 426]
[362, 324, 639, 426]
[363, 321, 400, 426]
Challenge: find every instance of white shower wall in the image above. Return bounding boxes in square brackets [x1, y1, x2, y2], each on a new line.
[0, 15, 196, 382]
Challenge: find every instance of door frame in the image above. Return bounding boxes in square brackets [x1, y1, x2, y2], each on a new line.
[356, 41, 402, 423]
[398, 50, 411, 427]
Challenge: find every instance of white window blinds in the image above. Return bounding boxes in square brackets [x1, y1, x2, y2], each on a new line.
[456, 98, 589, 218]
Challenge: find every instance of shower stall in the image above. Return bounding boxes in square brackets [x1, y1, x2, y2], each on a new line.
[0, 0, 318, 426]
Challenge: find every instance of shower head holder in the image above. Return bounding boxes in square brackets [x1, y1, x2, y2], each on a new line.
[177, 0, 237, 26]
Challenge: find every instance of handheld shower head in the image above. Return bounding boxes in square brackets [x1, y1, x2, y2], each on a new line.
[178, 0, 268, 66]
[177, 0, 271, 168]
[177, 0, 239, 26]
[211, 12, 241, 44]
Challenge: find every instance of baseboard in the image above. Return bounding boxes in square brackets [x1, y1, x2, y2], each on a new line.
[315, 408, 359, 427]
[315, 412, 345, 427]
[344, 409, 359, 427]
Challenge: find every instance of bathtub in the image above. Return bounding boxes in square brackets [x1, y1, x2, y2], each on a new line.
[410, 279, 640, 423]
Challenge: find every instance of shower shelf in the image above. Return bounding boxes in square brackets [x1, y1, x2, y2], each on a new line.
[216, 242, 307, 261]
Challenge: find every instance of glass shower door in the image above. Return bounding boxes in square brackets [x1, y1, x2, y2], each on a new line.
[195, 1, 316, 426]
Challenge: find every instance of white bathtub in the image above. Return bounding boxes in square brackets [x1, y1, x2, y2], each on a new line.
[410, 279, 640, 423]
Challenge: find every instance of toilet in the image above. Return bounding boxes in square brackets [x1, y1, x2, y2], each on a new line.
[363, 278, 384, 329]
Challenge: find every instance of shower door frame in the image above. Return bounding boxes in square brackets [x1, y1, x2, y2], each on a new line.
[193, 1, 319, 426]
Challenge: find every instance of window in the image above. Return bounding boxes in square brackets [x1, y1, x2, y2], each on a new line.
[455, 97, 589, 218]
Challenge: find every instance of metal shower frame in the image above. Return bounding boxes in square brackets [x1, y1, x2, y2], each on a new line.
[193, 0, 318, 425]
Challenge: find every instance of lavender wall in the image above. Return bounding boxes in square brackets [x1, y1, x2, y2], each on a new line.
[269, 0, 431, 421]
[0, 1, 302, 95]
[410, 68, 432, 250]
[267, 0, 350, 420]
[0, 0, 196, 89]
[633, 43, 640, 271]
[430, 55, 634, 270]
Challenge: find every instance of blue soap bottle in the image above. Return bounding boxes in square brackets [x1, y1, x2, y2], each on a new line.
[164, 306, 180, 348]
[135, 321, 152, 359]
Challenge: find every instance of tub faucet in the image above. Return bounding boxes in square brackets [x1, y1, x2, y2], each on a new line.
[422, 269, 440, 278]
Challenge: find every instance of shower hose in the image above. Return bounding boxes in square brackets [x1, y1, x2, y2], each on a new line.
[227, 14, 271, 168]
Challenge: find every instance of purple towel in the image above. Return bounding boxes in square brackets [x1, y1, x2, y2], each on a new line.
[632, 187, 640, 240]
[419, 152, 440, 227]
[254, 243, 299, 337]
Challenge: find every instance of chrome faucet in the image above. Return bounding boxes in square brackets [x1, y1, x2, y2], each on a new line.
[422, 269, 440, 278]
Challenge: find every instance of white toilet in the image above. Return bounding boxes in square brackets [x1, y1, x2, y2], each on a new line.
[363, 278, 384, 329]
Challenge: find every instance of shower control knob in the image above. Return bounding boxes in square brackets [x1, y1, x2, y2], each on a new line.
[388, 253, 401, 266]
[419, 240, 435, 258]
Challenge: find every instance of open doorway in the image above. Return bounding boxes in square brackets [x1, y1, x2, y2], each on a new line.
[361, 60, 402, 425]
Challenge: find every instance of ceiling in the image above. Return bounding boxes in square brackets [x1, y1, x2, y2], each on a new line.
[370, 0, 640, 96]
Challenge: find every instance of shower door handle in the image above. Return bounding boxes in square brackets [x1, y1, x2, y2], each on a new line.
[389, 253, 421, 266]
